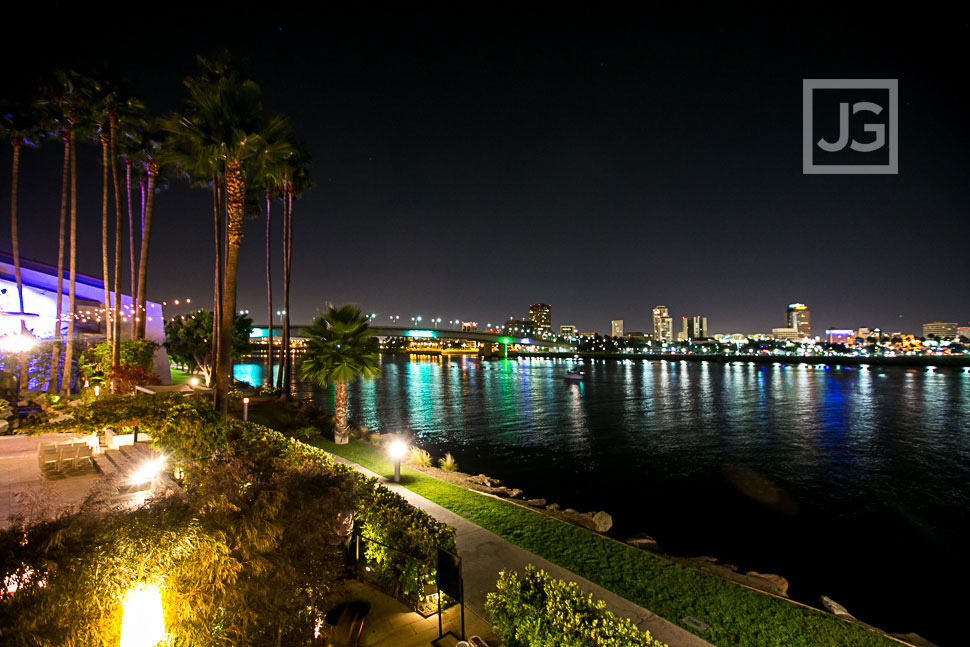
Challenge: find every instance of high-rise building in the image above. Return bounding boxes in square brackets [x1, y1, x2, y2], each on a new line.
[922, 321, 959, 339]
[682, 315, 707, 339]
[652, 305, 673, 342]
[611, 320, 624, 337]
[529, 303, 552, 333]
[560, 324, 577, 339]
[504, 318, 539, 337]
[786, 303, 811, 337]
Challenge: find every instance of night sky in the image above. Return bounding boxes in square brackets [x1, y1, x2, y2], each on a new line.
[2, 6, 968, 335]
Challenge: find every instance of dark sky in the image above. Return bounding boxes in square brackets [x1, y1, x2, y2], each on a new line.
[2, 5, 968, 335]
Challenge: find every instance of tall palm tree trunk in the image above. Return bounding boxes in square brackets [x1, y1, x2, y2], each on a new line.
[265, 191, 274, 388]
[282, 186, 293, 396]
[135, 161, 156, 339]
[126, 160, 136, 338]
[211, 178, 222, 388]
[60, 132, 77, 396]
[334, 381, 349, 444]
[276, 186, 287, 392]
[47, 135, 69, 394]
[109, 115, 124, 365]
[10, 140, 27, 396]
[216, 158, 245, 414]
[100, 135, 112, 348]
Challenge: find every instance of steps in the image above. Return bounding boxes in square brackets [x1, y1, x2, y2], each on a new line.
[93, 440, 163, 495]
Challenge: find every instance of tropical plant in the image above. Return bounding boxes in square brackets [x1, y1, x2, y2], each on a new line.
[163, 54, 293, 414]
[81, 338, 159, 377]
[438, 452, 458, 472]
[408, 447, 432, 467]
[1, 100, 41, 398]
[163, 310, 252, 386]
[485, 566, 666, 647]
[299, 305, 380, 444]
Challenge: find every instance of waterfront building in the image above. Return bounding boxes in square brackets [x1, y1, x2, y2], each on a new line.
[503, 318, 540, 338]
[787, 303, 811, 337]
[826, 329, 855, 344]
[577, 331, 597, 338]
[772, 327, 801, 341]
[652, 305, 673, 342]
[958, 326, 970, 340]
[529, 303, 552, 333]
[922, 321, 959, 339]
[681, 315, 708, 340]
[461, 321, 478, 332]
[611, 320, 624, 337]
[560, 324, 577, 339]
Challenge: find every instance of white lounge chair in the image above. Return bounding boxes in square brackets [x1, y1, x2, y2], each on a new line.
[37, 441, 59, 471]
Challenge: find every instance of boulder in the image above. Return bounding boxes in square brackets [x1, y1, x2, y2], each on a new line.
[48, 411, 73, 424]
[820, 595, 855, 619]
[525, 498, 547, 507]
[471, 474, 502, 488]
[507, 488, 525, 499]
[747, 571, 789, 596]
[31, 394, 49, 409]
[491, 486, 510, 497]
[590, 511, 613, 533]
[0, 419, 8, 435]
[545, 503, 560, 512]
[626, 536, 658, 549]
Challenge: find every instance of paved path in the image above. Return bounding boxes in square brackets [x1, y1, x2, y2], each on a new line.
[0, 434, 102, 527]
[333, 455, 713, 647]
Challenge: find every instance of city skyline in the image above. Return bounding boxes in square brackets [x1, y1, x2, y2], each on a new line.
[1, 7, 967, 336]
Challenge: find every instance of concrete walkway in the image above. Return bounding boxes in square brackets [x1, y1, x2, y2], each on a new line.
[334, 456, 713, 647]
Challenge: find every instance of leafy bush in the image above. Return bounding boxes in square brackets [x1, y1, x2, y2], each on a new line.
[105, 365, 160, 394]
[32, 394, 457, 608]
[438, 451, 458, 472]
[82, 339, 159, 376]
[408, 447, 432, 467]
[486, 566, 666, 647]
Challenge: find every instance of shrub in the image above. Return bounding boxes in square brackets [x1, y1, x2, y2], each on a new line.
[82, 339, 159, 376]
[408, 447, 432, 467]
[106, 365, 160, 394]
[485, 566, 666, 647]
[438, 452, 458, 472]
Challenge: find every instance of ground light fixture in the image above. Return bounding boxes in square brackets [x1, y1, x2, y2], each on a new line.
[188, 377, 199, 388]
[120, 583, 165, 647]
[242, 397, 249, 421]
[130, 457, 166, 487]
[388, 439, 408, 482]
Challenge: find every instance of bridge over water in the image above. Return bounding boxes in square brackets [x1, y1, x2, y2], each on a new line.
[252, 324, 577, 351]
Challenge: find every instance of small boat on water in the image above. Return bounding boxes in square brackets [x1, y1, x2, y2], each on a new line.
[565, 367, 586, 381]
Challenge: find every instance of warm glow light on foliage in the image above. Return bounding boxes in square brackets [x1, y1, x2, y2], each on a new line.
[120, 584, 165, 647]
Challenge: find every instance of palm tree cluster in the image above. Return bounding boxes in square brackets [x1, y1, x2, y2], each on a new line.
[3, 56, 311, 410]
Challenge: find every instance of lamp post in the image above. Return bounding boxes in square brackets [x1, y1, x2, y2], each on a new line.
[388, 439, 407, 483]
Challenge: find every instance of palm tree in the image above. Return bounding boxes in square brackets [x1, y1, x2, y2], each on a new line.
[300, 305, 380, 444]
[2, 102, 40, 396]
[278, 148, 312, 396]
[133, 123, 165, 340]
[164, 55, 292, 413]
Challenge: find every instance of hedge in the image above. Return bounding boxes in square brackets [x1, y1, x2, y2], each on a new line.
[485, 566, 666, 647]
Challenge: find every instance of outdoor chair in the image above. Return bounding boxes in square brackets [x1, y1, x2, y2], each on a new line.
[37, 441, 59, 471]
[68, 442, 93, 470]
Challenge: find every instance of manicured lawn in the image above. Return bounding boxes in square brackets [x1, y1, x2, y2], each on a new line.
[314, 438, 901, 647]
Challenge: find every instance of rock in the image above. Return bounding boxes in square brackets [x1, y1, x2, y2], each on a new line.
[626, 536, 658, 549]
[31, 394, 49, 409]
[890, 632, 940, 647]
[590, 511, 613, 532]
[746, 572, 789, 596]
[471, 474, 502, 488]
[820, 595, 855, 619]
[491, 486, 510, 497]
[545, 503, 560, 511]
[68, 398, 84, 408]
[47, 412, 73, 423]
[525, 498, 546, 507]
[507, 488, 525, 498]
[0, 419, 8, 435]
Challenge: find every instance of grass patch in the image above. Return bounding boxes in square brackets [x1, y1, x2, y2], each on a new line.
[313, 438, 900, 647]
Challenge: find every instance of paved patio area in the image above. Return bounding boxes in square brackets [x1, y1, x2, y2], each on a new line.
[0, 434, 102, 527]
[328, 579, 501, 647]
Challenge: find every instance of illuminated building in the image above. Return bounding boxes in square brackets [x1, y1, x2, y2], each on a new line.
[772, 327, 800, 341]
[503, 318, 539, 337]
[826, 329, 854, 344]
[681, 315, 707, 340]
[560, 324, 576, 339]
[0, 252, 170, 382]
[922, 321, 959, 339]
[529, 303, 552, 333]
[611, 320, 623, 337]
[958, 326, 970, 340]
[461, 321, 478, 332]
[652, 305, 672, 342]
[786, 303, 811, 337]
